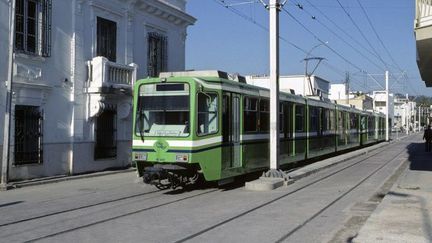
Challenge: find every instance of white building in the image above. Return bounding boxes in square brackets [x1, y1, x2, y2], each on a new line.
[372, 91, 394, 124]
[0, 0, 195, 181]
[246, 75, 330, 99]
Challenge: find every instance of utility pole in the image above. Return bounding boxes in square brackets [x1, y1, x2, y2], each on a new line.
[419, 105, 422, 131]
[345, 72, 350, 105]
[269, 0, 280, 170]
[385, 71, 389, 141]
[1, 0, 16, 190]
[406, 94, 409, 135]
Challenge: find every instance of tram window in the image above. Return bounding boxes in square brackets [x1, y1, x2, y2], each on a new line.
[338, 111, 345, 133]
[368, 116, 375, 130]
[260, 99, 270, 132]
[322, 109, 330, 131]
[197, 92, 218, 136]
[329, 110, 335, 131]
[279, 102, 284, 133]
[350, 113, 358, 129]
[295, 105, 304, 132]
[244, 97, 258, 132]
[310, 107, 319, 132]
[285, 103, 292, 137]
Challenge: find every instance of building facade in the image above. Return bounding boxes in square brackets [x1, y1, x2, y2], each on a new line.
[372, 91, 394, 127]
[415, 0, 432, 86]
[329, 84, 373, 110]
[0, 0, 195, 181]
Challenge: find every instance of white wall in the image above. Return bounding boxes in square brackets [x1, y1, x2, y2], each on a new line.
[0, 0, 195, 180]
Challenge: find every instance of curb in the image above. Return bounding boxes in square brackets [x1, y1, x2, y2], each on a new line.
[7, 167, 136, 189]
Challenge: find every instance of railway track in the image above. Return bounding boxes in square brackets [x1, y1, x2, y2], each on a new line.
[0, 140, 411, 242]
[175, 141, 409, 243]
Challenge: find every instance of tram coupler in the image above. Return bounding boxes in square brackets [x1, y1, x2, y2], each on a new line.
[143, 166, 168, 185]
[142, 164, 197, 190]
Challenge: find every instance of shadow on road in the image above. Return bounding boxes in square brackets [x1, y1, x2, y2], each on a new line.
[408, 142, 432, 171]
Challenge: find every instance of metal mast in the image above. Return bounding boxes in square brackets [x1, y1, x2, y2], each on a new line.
[1, 0, 16, 190]
[269, 0, 280, 170]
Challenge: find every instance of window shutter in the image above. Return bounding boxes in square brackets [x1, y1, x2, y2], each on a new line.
[41, 0, 52, 57]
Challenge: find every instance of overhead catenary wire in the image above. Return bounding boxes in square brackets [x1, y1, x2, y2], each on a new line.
[335, 0, 391, 71]
[213, 0, 416, 96]
[355, 0, 402, 72]
[290, 1, 386, 73]
[300, 0, 395, 71]
[280, 7, 367, 73]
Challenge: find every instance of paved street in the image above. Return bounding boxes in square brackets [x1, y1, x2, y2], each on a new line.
[0, 135, 425, 243]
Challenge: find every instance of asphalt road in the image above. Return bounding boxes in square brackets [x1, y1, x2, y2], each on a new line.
[0, 138, 414, 243]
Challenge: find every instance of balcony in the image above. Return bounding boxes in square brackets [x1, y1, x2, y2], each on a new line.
[415, 0, 432, 86]
[86, 56, 137, 95]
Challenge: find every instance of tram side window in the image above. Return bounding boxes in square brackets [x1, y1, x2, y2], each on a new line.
[368, 116, 375, 130]
[295, 105, 305, 132]
[350, 113, 358, 130]
[322, 109, 330, 132]
[338, 111, 345, 133]
[285, 103, 292, 138]
[329, 110, 335, 132]
[310, 107, 320, 133]
[279, 102, 284, 133]
[244, 97, 258, 132]
[197, 92, 218, 136]
[260, 99, 270, 132]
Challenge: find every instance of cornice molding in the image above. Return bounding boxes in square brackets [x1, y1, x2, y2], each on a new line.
[135, 0, 196, 27]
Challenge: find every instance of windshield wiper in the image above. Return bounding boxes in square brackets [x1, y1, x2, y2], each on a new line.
[137, 110, 145, 142]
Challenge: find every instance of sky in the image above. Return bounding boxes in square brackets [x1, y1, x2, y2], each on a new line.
[185, 0, 432, 97]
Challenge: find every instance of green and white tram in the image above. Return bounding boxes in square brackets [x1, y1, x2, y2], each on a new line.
[132, 71, 386, 189]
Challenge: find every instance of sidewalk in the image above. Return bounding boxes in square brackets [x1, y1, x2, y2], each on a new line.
[4, 167, 136, 189]
[354, 139, 432, 243]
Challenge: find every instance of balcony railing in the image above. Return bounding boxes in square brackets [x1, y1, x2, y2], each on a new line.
[86, 56, 137, 94]
[416, 0, 432, 28]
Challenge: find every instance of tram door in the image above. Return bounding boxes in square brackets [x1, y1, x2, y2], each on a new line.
[222, 93, 241, 168]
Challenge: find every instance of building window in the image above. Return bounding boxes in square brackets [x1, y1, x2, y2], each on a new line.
[147, 32, 168, 77]
[375, 101, 386, 107]
[15, 0, 51, 56]
[97, 17, 117, 62]
[95, 108, 117, 159]
[14, 105, 43, 165]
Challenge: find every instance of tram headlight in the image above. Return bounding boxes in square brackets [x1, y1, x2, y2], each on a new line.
[134, 152, 147, 161]
[175, 154, 189, 162]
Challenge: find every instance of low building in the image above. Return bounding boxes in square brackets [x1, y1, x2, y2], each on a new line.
[329, 84, 373, 110]
[0, 0, 196, 181]
[246, 75, 330, 99]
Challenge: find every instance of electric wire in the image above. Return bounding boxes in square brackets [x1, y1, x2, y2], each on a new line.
[300, 0, 394, 70]
[291, 1, 386, 72]
[355, 0, 403, 72]
[214, 0, 417, 96]
[280, 7, 365, 72]
[335, 0, 391, 71]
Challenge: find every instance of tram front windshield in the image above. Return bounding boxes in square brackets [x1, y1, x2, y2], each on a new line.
[136, 83, 190, 137]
